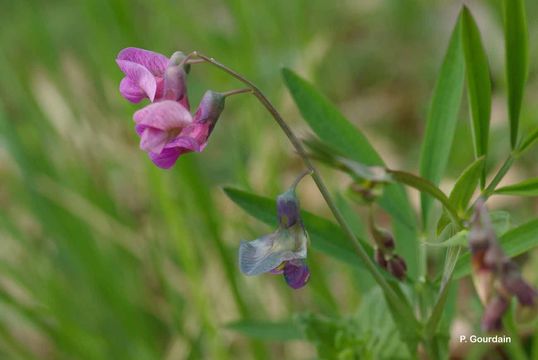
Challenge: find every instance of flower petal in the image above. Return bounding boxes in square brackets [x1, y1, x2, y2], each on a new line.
[133, 100, 192, 130]
[283, 259, 310, 289]
[165, 135, 201, 152]
[140, 127, 169, 153]
[239, 231, 303, 276]
[117, 47, 168, 76]
[148, 147, 183, 169]
[116, 60, 158, 101]
[119, 77, 146, 103]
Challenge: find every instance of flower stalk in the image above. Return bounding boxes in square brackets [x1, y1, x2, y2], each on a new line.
[191, 52, 420, 331]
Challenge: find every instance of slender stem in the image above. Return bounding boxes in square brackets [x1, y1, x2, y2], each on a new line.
[291, 169, 313, 190]
[480, 154, 515, 199]
[192, 52, 419, 330]
[221, 88, 253, 98]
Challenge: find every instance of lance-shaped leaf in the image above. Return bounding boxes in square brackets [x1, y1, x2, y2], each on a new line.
[419, 16, 465, 225]
[503, 0, 528, 148]
[495, 178, 538, 196]
[282, 69, 419, 278]
[518, 127, 538, 154]
[461, 7, 492, 184]
[437, 157, 485, 234]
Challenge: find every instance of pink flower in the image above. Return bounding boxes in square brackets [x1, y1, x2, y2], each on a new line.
[116, 48, 189, 108]
[133, 91, 225, 169]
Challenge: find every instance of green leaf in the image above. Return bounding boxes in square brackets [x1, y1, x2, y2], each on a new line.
[518, 127, 538, 154]
[503, 0, 528, 148]
[461, 7, 492, 175]
[453, 218, 538, 279]
[419, 17, 465, 225]
[281, 68, 414, 226]
[389, 170, 459, 226]
[223, 187, 373, 271]
[494, 178, 538, 196]
[282, 69, 419, 277]
[226, 320, 303, 341]
[436, 157, 485, 234]
[448, 156, 485, 214]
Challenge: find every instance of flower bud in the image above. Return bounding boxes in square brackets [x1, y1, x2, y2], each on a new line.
[374, 248, 388, 269]
[277, 190, 301, 228]
[481, 296, 509, 332]
[388, 255, 407, 281]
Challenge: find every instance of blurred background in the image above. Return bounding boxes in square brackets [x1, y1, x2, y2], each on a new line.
[1, 0, 537, 359]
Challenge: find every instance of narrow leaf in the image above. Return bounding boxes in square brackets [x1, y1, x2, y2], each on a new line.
[518, 127, 538, 154]
[495, 178, 538, 196]
[436, 157, 485, 234]
[389, 170, 459, 226]
[419, 17, 465, 224]
[453, 218, 538, 279]
[503, 0, 528, 148]
[448, 156, 485, 214]
[461, 7, 492, 180]
[226, 320, 303, 341]
[282, 68, 419, 277]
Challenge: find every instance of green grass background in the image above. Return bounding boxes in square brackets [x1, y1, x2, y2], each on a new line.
[1, 0, 537, 358]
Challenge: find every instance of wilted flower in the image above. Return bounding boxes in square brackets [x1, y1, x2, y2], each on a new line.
[117, 48, 189, 107]
[133, 90, 225, 168]
[239, 172, 311, 289]
[469, 199, 537, 331]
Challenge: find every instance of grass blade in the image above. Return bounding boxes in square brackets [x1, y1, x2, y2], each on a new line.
[419, 17, 465, 225]
[503, 0, 528, 148]
[226, 320, 303, 341]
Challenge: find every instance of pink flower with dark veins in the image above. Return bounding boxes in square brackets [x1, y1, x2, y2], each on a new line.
[133, 90, 225, 169]
[116, 48, 189, 108]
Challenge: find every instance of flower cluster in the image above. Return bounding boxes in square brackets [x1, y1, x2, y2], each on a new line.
[469, 199, 536, 331]
[238, 180, 310, 289]
[116, 48, 225, 168]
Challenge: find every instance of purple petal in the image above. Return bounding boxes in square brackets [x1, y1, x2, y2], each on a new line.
[163, 65, 190, 110]
[116, 60, 158, 101]
[283, 260, 310, 289]
[165, 135, 201, 152]
[140, 127, 169, 153]
[119, 77, 146, 103]
[148, 147, 183, 169]
[117, 47, 168, 76]
[133, 100, 192, 131]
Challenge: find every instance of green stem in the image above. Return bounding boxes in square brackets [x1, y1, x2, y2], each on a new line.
[480, 154, 515, 200]
[192, 52, 420, 332]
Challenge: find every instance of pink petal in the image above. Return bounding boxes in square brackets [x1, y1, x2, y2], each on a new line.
[117, 47, 168, 76]
[119, 77, 146, 103]
[163, 65, 190, 110]
[149, 147, 183, 169]
[133, 100, 192, 131]
[165, 135, 201, 152]
[116, 60, 158, 101]
[140, 127, 169, 153]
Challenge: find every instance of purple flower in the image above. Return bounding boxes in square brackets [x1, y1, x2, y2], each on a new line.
[117, 48, 189, 107]
[469, 199, 537, 331]
[133, 90, 225, 169]
[239, 187, 310, 289]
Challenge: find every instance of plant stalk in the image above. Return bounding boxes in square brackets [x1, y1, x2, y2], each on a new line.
[192, 52, 420, 331]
